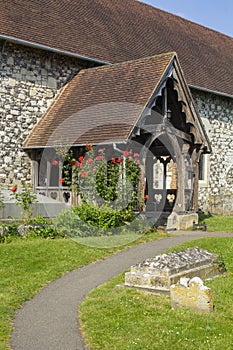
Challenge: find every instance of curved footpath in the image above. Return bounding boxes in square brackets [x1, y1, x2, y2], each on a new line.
[11, 231, 233, 350]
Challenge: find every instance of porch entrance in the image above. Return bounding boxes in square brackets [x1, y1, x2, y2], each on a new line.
[145, 153, 177, 225]
[144, 135, 194, 226]
[130, 73, 209, 228]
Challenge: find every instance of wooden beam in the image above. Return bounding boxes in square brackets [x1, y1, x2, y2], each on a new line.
[169, 127, 192, 143]
[140, 123, 192, 143]
[140, 124, 162, 134]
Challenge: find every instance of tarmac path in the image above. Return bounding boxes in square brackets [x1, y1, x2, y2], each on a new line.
[11, 231, 233, 350]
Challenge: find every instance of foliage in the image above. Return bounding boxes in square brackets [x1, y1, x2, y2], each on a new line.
[54, 145, 143, 236]
[198, 211, 212, 223]
[126, 158, 141, 187]
[79, 237, 233, 350]
[0, 223, 19, 243]
[55, 204, 137, 238]
[74, 202, 135, 229]
[55, 145, 141, 207]
[0, 217, 63, 243]
[95, 161, 120, 202]
[10, 183, 38, 225]
[28, 216, 61, 239]
[54, 208, 93, 238]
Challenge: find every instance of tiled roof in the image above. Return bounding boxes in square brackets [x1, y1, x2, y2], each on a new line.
[24, 52, 175, 147]
[1, 0, 233, 96]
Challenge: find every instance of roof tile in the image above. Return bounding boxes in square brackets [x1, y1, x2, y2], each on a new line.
[1, 0, 232, 95]
[24, 52, 175, 147]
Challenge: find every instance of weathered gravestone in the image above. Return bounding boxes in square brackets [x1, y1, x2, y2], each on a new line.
[124, 247, 226, 295]
[170, 276, 214, 312]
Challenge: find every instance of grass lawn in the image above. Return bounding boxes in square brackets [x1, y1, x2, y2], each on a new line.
[79, 237, 233, 350]
[199, 215, 233, 232]
[0, 231, 164, 350]
[0, 214, 232, 350]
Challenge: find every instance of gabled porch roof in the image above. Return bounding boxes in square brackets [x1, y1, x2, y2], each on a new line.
[24, 52, 211, 152]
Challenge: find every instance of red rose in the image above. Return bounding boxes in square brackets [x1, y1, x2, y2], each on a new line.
[117, 157, 123, 163]
[111, 157, 116, 163]
[123, 150, 130, 157]
[133, 153, 139, 158]
[92, 168, 97, 172]
[52, 160, 58, 166]
[60, 148, 65, 153]
[86, 143, 92, 151]
[136, 160, 140, 164]
[77, 163, 82, 168]
[78, 156, 84, 163]
[11, 186, 17, 193]
[145, 194, 149, 200]
[96, 155, 103, 161]
[82, 172, 88, 178]
[59, 178, 65, 184]
[87, 158, 93, 164]
[70, 160, 76, 166]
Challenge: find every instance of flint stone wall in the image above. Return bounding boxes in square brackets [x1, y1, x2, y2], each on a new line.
[0, 41, 87, 186]
[0, 42, 232, 215]
[192, 90, 233, 215]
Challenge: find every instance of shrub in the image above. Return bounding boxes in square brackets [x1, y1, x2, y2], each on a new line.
[55, 203, 140, 238]
[0, 217, 63, 243]
[55, 144, 141, 209]
[73, 201, 135, 229]
[54, 208, 96, 238]
[10, 183, 37, 225]
[0, 223, 20, 243]
[28, 216, 61, 239]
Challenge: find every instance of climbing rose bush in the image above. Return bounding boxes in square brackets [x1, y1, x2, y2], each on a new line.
[54, 144, 144, 232]
[56, 144, 142, 207]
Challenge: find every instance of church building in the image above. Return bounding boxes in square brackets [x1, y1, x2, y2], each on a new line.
[1, 0, 232, 224]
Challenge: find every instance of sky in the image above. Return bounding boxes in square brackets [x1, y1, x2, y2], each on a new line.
[141, 0, 233, 37]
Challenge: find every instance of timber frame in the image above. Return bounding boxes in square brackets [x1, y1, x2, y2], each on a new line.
[128, 55, 211, 226]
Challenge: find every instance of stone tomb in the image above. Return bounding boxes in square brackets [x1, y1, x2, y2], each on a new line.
[124, 247, 226, 294]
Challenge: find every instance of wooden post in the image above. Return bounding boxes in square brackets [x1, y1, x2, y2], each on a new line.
[191, 147, 201, 212]
[31, 150, 38, 192]
[32, 160, 38, 192]
[46, 160, 51, 197]
[173, 143, 187, 213]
